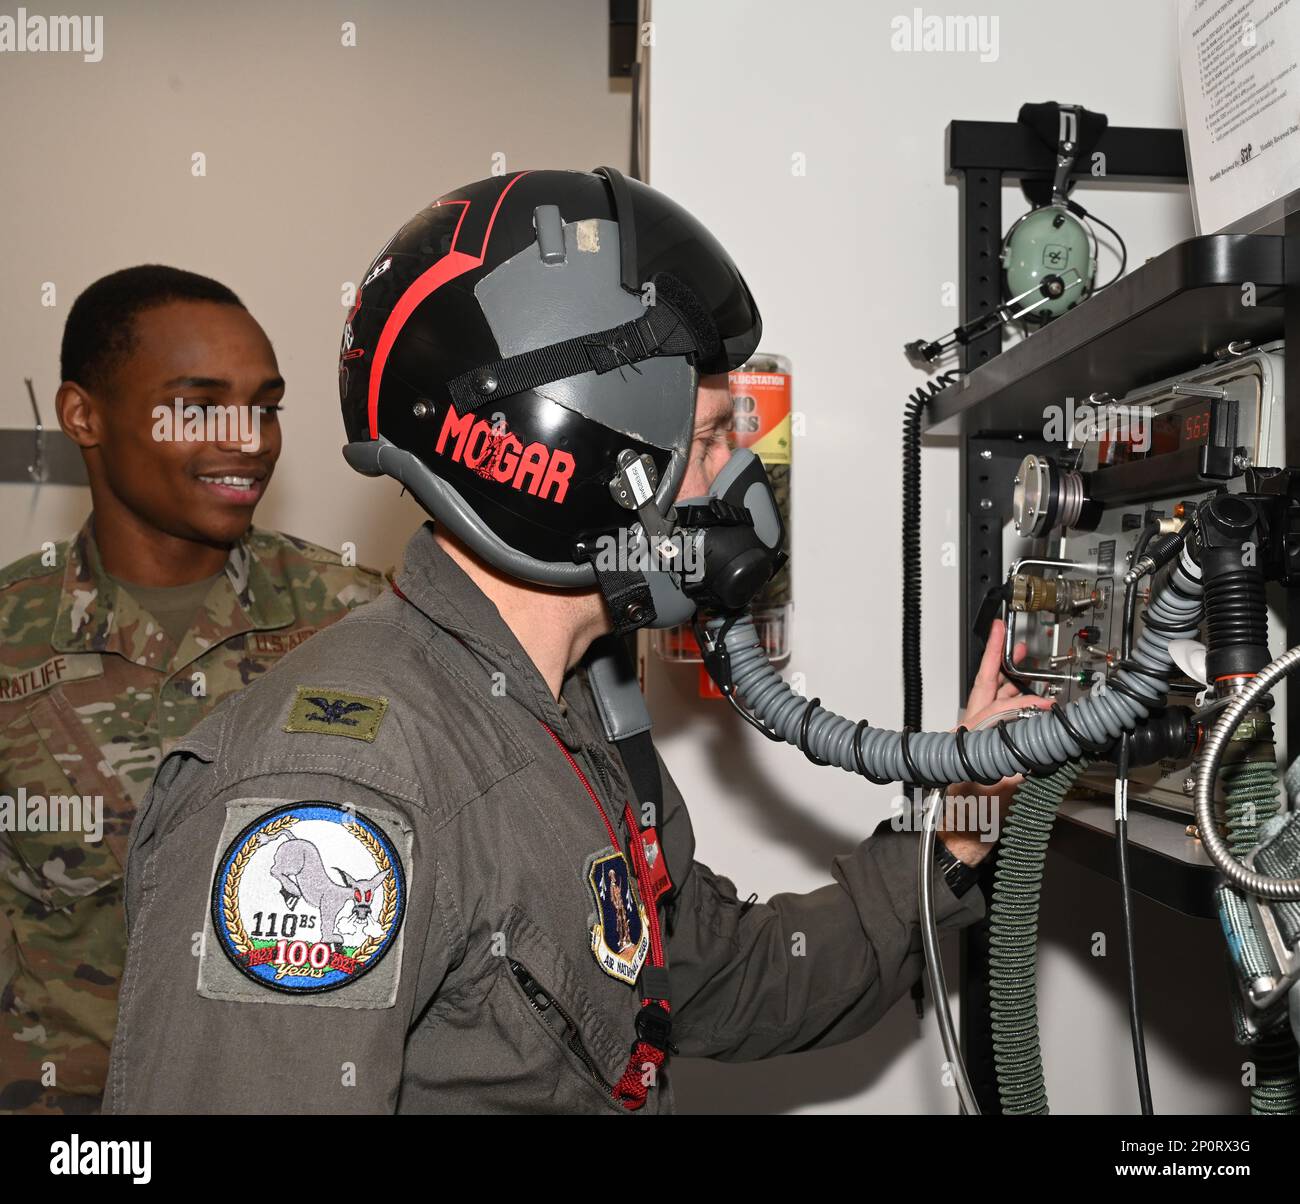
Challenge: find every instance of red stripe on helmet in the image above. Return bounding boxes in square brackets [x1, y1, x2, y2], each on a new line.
[439, 198, 469, 252]
[367, 172, 532, 439]
[476, 171, 530, 257]
[366, 249, 478, 439]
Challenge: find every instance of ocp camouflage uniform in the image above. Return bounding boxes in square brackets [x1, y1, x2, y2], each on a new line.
[0, 518, 383, 1112]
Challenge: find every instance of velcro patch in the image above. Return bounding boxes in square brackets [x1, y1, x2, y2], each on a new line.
[283, 686, 388, 742]
[200, 799, 410, 1008]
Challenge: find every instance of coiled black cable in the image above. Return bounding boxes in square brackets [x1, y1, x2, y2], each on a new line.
[902, 371, 960, 733]
[901, 370, 958, 1024]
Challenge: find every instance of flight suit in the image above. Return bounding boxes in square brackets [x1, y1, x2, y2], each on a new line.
[0, 519, 383, 1112]
[105, 522, 984, 1114]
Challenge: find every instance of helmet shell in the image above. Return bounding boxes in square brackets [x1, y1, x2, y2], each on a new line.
[340, 170, 761, 587]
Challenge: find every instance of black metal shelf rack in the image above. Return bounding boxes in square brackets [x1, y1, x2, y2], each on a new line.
[921, 118, 1299, 1114]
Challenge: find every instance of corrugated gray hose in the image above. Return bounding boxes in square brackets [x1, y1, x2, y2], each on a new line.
[707, 549, 1203, 782]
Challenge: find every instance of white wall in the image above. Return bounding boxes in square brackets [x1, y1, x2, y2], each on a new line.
[0, 0, 631, 575]
[647, 0, 1246, 1113]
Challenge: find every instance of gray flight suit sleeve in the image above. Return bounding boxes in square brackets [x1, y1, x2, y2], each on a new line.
[104, 752, 450, 1115]
[657, 755, 986, 1061]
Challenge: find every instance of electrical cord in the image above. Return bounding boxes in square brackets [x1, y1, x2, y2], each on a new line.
[1065, 199, 1127, 293]
[902, 372, 960, 734]
[902, 370, 960, 1023]
[1088, 211, 1128, 291]
[1116, 522, 1159, 1115]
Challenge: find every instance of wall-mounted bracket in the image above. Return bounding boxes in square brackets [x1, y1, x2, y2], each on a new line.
[0, 380, 87, 486]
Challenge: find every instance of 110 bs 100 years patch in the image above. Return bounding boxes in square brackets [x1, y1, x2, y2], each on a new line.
[210, 802, 407, 994]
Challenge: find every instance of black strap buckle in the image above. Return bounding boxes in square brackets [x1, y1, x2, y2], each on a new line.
[634, 1001, 675, 1054]
[575, 539, 656, 635]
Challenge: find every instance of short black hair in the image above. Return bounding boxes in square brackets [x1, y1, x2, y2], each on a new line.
[61, 265, 245, 394]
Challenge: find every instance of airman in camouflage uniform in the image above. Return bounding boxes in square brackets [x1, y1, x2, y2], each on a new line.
[0, 261, 388, 1112]
[0, 518, 382, 1112]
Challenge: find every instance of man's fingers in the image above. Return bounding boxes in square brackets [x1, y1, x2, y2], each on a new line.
[972, 619, 1006, 700]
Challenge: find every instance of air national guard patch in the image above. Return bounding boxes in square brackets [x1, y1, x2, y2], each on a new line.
[586, 849, 649, 984]
[205, 801, 408, 1005]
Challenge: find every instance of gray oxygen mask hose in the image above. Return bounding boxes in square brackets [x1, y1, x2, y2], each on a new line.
[701, 544, 1203, 787]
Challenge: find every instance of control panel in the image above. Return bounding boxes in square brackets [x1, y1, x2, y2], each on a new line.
[1004, 340, 1287, 813]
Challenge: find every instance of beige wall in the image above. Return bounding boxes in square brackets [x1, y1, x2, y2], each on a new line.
[0, 0, 630, 574]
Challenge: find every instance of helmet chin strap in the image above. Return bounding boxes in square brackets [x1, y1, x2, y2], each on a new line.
[586, 555, 660, 636]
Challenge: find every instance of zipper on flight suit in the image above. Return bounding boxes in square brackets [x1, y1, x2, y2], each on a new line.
[584, 743, 616, 807]
[508, 959, 615, 1094]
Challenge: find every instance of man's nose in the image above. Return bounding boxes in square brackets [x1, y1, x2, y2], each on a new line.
[211, 405, 263, 454]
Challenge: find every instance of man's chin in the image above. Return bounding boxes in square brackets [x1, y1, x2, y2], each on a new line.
[186, 516, 257, 549]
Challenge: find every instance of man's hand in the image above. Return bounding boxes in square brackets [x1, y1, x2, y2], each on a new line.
[937, 618, 1052, 867]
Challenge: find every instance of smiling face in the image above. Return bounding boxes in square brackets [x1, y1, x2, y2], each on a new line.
[63, 299, 284, 549]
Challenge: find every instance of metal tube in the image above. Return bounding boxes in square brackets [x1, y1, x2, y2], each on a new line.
[919, 786, 980, 1116]
[1194, 643, 1300, 899]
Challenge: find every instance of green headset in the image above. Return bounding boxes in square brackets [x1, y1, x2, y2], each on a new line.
[1002, 103, 1098, 324]
[906, 102, 1125, 368]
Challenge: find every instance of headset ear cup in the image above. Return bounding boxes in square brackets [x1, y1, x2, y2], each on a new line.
[1001, 205, 1095, 325]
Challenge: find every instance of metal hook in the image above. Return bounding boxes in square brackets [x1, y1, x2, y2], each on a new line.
[25, 378, 45, 482]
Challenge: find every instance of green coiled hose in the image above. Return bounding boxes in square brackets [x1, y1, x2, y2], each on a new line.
[988, 759, 1091, 1115]
[1250, 1033, 1300, 1114]
[986, 724, 1298, 1114]
[1221, 748, 1282, 859]
[1220, 727, 1300, 1115]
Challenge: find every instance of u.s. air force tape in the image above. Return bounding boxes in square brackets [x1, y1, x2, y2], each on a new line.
[201, 800, 411, 1008]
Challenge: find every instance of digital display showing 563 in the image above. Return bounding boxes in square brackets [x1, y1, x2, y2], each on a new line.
[1096, 402, 1214, 466]
[1149, 406, 1212, 456]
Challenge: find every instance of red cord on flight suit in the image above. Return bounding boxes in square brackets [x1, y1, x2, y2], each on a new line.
[540, 722, 672, 1111]
[389, 579, 672, 1110]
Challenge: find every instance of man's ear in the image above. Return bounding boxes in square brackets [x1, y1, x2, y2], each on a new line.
[56, 381, 102, 449]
